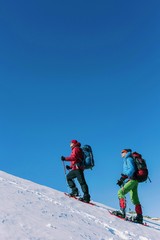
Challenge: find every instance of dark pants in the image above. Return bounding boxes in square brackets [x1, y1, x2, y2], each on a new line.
[66, 169, 90, 199]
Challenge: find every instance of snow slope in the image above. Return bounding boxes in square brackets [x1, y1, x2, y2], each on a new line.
[0, 171, 159, 240]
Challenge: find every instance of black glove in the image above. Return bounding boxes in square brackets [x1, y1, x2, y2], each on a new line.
[116, 179, 124, 187]
[116, 174, 128, 187]
[66, 165, 71, 170]
[61, 156, 65, 161]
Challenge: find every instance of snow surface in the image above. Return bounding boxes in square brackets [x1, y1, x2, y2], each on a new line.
[0, 171, 160, 240]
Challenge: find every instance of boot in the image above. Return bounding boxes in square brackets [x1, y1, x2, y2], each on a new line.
[132, 214, 143, 224]
[112, 208, 126, 218]
[112, 198, 126, 218]
[69, 188, 79, 197]
[79, 194, 90, 203]
[134, 204, 143, 224]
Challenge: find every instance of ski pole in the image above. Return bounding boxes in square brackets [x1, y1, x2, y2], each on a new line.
[62, 160, 67, 175]
[62, 160, 70, 193]
[148, 176, 152, 183]
[121, 183, 127, 214]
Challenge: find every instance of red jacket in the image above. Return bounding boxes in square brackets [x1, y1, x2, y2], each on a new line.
[65, 142, 83, 170]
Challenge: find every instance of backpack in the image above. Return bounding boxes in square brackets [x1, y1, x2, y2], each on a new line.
[132, 152, 148, 182]
[80, 145, 95, 170]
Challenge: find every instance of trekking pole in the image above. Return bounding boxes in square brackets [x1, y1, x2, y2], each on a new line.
[121, 183, 127, 217]
[62, 160, 70, 193]
[62, 160, 67, 175]
[148, 176, 152, 183]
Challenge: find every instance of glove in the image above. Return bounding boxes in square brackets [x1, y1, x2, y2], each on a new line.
[66, 165, 71, 170]
[116, 174, 128, 187]
[116, 179, 124, 187]
[61, 156, 65, 161]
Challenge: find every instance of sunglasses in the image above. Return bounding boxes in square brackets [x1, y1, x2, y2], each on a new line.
[121, 150, 127, 153]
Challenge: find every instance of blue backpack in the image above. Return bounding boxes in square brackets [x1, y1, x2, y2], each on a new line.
[81, 145, 95, 170]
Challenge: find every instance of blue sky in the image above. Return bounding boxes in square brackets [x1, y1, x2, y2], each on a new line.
[0, 1, 160, 216]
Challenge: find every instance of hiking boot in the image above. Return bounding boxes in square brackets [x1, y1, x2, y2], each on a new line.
[79, 197, 90, 203]
[68, 188, 79, 197]
[112, 210, 126, 218]
[83, 194, 91, 203]
[132, 214, 143, 224]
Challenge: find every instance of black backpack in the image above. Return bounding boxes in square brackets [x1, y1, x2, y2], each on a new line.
[81, 145, 95, 170]
[132, 152, 148, 182]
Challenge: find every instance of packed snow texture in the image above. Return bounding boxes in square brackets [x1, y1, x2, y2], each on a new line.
[0, 171, 159, 240]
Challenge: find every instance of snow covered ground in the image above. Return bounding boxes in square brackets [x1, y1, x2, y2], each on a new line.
[0, 171, 159, 240]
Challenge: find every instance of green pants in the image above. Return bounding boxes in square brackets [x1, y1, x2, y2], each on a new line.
[118, 180, 140, 205]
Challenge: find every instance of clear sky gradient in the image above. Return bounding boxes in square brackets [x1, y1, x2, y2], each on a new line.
[0, 1, 160, 216]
